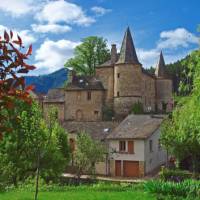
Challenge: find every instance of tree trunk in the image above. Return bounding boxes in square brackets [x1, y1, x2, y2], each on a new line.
[34, 152, 40, 200]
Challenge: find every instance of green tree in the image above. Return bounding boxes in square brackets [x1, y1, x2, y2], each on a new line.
[65, 36, 110, 75]
[74, 132, 105, 181]
[0, 101, 70, 188]
[161, 50, 200, 173]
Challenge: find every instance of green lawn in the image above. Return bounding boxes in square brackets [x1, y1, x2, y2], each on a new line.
[0, 187, 156, 200]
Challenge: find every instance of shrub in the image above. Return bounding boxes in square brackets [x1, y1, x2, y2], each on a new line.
[144, 179, 200, 198]
[103, 106, 114, 121]
[159, 167, 192, 182]
[131, 102, 143, 114]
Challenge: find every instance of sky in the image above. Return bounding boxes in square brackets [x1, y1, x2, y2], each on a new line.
[0, 0, 199, 75]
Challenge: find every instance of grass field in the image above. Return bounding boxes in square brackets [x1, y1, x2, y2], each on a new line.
[0, 190, 156, 200]
[0, 184, 156, 200]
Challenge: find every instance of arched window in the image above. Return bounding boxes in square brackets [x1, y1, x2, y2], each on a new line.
[76, 109, 83, 121]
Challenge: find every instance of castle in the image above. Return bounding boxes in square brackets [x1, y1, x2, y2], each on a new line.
[43, 27, 173, 122]
[41, 27, 173, 177]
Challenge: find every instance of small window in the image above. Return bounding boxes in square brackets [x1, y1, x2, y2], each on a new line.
[149, 140, 153, 152]
[87, 91, 91, 100]
[119, 141, 126, 152]
[117, 73, 120, 78]
[94, 110, 99, 115]
[117, 91, 120, 97]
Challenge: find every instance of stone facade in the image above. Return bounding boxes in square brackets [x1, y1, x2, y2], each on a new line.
[96, 66, 114, 107]
[64, 90, 104, 121]
[43, 27, 173, 121]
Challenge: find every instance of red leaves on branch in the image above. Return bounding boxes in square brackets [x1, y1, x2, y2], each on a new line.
[0, 30, 36, 139]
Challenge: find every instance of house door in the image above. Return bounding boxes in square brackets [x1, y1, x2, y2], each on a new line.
[123, 161, 139, 177]
[115, 160, 121, 176]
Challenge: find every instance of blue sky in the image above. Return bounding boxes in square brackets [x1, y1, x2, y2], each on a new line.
[0, 0, 199, 75]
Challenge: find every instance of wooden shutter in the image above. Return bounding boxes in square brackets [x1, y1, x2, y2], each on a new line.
[128, 141, 134, 154]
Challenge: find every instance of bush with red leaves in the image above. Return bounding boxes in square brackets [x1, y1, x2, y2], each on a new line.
[0, 30, 36, 139]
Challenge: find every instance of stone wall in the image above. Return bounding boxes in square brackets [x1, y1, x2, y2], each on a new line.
[141, 74, 156, 112]
[96, 66, 114, 108]
[64, 90, 104, 121]
[114, 63, 142, 116]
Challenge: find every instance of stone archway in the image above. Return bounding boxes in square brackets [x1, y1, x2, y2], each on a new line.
[76, 109, 83, 121]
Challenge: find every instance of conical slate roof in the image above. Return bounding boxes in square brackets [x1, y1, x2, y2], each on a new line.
[155, 51, 166, 77]
[117, 27, 140, 65]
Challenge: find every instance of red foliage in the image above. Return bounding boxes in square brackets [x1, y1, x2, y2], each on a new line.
[0, 30, 36, 138]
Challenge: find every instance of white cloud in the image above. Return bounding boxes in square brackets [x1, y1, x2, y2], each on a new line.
[157, 28, 199, 49]
[91, 6, 111, 16]
[31, 23, 71, 33]
[137, 48, 159, 68]
[0, 25, 36, 46]
[136, 28, 199, 68]
[34, 39, 80, 74]
[35, 0, 95, 26]
[0, 0, 37, 17]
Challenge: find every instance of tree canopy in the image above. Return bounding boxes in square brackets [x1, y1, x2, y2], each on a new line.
[74, 132, 105, 180]
[161, 50, 200, 172]
[65, 36, 110, 75]
[0, 100, 70, 186]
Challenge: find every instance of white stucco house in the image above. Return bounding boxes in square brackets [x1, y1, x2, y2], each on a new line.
[106, 115, 167, 177]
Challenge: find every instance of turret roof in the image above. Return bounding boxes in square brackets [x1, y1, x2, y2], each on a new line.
[155, 51, 166, 77]
[117, 27, 140, 65]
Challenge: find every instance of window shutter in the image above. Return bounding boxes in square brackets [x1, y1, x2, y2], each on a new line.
[128, 141, 134, 154]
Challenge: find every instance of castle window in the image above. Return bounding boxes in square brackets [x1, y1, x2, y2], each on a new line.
[94, 110, 99, 115]
[87, 91, 91, 100]
[117, 91, 120, 97]
[117, 73, 120, 78]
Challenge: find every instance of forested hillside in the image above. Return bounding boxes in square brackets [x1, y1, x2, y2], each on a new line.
[25, 68, 68, 94]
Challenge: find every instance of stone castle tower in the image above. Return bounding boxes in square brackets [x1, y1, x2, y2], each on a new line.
[96, 27, 172, 117]
[114, 27, 143, 116]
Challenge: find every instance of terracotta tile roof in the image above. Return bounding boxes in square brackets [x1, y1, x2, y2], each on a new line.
[62, 121, 119, 141]
[66, 75, 105, 91]
[107, 115, 166, 140]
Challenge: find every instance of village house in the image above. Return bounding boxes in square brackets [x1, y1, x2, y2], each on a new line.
[41, 27, 173, 177]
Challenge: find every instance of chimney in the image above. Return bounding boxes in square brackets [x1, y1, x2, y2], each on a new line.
[111, 44, 117, 64]
[67, 68, 75, 84]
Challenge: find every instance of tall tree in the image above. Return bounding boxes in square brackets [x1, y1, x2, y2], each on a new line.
[161, 50, 200, 173]
[74, 132, 105, 181]
[0, 101, 70, 188]
[65, 36, 110, 75]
